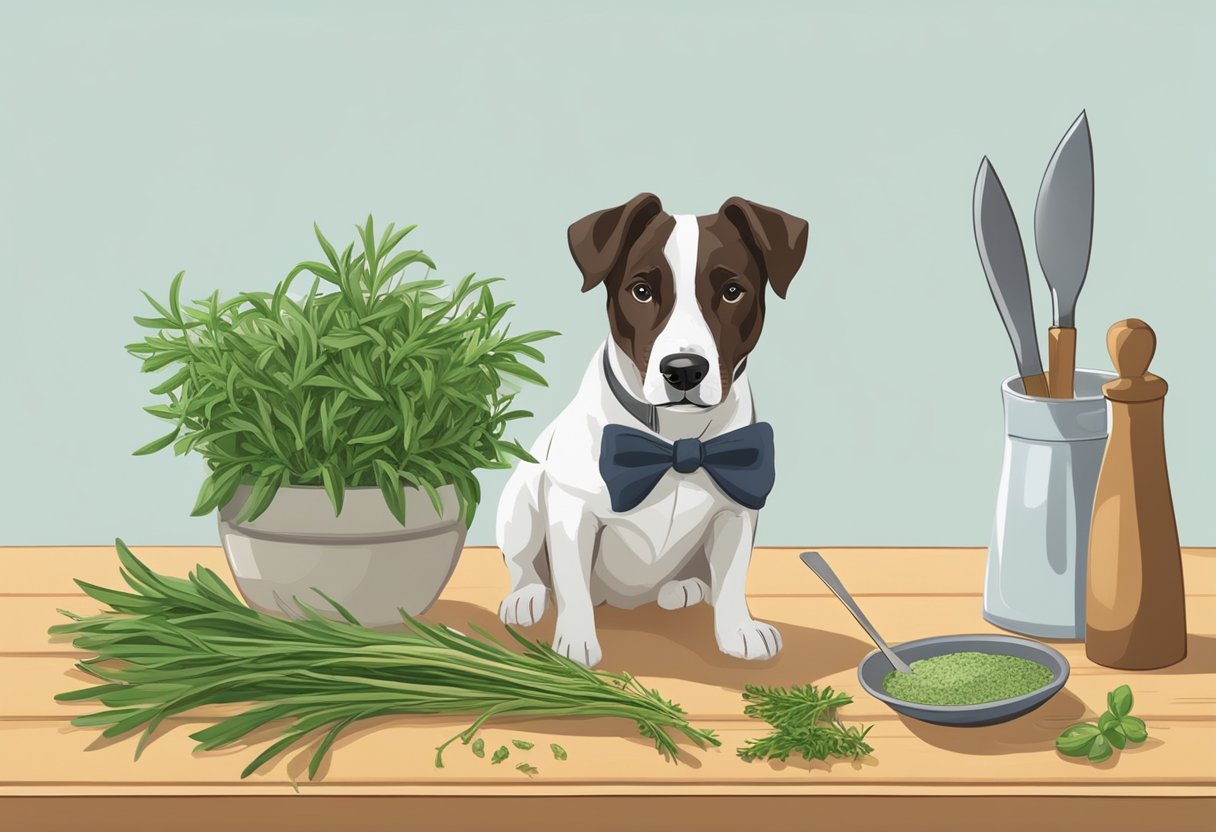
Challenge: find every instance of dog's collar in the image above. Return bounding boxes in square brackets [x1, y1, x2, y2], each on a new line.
[601, 347, 747, 434]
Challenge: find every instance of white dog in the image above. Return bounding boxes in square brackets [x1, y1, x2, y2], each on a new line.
[495, 193, 808, 668]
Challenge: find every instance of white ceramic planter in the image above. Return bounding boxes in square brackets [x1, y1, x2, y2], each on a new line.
[217, 483, 467, 628]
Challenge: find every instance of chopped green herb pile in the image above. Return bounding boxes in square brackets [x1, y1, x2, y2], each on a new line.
[550, 743, 567, 761]
[50, 541, 719, 780]
[491, 746, 510, 765]
[737, 684, 874, 764]
[471, 738, 485, 758]
[1056, 685, 1148, 764]
[511, 739, 534, 750]
[882, 652, 1053, 705]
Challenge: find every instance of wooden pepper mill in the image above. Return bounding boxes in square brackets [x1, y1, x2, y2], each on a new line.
[1085, 319, 1187, 669]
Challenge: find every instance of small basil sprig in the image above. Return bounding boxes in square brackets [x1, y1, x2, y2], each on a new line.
[1056, 685, 1148, 763]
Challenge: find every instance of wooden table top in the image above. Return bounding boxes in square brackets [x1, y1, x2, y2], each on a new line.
[2, 545, 1213, 832]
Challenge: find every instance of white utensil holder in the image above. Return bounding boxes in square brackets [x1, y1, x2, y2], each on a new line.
[983, 369, 1114, 639]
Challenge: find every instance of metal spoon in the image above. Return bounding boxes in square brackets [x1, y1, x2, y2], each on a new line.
[799, 551, 913, 674]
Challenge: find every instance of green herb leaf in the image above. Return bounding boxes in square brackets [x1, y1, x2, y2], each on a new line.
[139, 288, 176, 322]
[320, 333, 372, 350]
[515, 762, 539, 777]
[550, 743, 567, 761]
[491, 745, 510, 765]
[471, 738, 485, 758]
[1119, 715, 1148, 743]
[190, 465, 246, 516]
[168, 271, 185, 322]
[373, 459, 406, 525]
[1101, 716, 1128, 749]
[320, 465, 345, 517]
[133, 427, 181, 456]
[1055, 722, 1101, 757]
[1107, 684, 1133, 719]
[310, 717, 355, 778]
[347, 425, 397, 446]
[1087, 732, 1113, 763]
[231, 467, 287, 524]
[149, 366, 191, 395]
[511, 739, 534, 750]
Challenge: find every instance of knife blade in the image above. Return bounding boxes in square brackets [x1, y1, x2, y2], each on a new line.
[973, 157, 1048, 398]
[1035, 110, 1094, 399]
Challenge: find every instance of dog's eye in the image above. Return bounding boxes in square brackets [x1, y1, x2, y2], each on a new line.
[722, 283, 745, 303]
[630, 283, 653, 303]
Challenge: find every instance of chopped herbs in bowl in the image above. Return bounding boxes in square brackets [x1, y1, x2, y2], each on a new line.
[882, 651, 1055, 706]
[857, 634, 1069, 727]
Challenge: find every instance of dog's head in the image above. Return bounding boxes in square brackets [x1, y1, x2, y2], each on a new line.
[569, 193, 808, 408]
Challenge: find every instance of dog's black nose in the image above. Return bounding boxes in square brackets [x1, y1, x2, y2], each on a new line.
[659, 354, 710, 392]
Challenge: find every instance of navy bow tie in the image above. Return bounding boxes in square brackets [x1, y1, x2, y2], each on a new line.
[599, 422, 776, 512]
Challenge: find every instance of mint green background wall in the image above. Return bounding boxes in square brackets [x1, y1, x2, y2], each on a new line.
[1, 1, 1212, 546]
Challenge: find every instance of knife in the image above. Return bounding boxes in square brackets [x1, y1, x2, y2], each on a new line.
[1035, 111, 1094, 399]
[973, 157, 1049, 398]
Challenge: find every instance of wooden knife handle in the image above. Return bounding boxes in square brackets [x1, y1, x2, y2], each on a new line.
[1047, 327, 1077, 398]
[1021, 372, 1050, 398]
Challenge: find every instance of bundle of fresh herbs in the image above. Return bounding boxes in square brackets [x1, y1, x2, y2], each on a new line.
[128, 217, 556, 526]
[737, 684, 874, 764]
[50, 541, 719, 779]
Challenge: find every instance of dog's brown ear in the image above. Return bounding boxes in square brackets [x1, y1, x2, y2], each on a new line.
[568, 193, 664, 292]
[720, 197, 809, 299]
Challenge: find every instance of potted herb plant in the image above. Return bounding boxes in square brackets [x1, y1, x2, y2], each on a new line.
[128, 218, 554, 626]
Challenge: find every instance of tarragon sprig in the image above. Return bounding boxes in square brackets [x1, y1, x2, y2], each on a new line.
[737, 684, 874, 764]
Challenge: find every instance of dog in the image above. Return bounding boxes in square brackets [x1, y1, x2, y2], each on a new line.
[495, 193, 808, 668]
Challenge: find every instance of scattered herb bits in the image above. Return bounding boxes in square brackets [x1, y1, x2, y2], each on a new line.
[737, 684, 874, 764]
[516, 763, 539, 778]
[1056, 685, 1148, 764]
[471, 739, 485, 758]
[491, 746, 510, 765]
[550, 743, 567, 761]
[882, 652, 1054, 705]
[511, 739, 534, 750]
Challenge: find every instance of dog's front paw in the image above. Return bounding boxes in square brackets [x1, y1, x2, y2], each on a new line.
[499, 584, 549, 627]
[553, 624, 603, 668]
[716, 619, 783, 660]
[657, 577, 709, 610]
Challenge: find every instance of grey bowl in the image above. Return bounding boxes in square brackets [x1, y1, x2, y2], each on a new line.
[218, 484, 467, 628]
[857, 634, 1070, 727]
